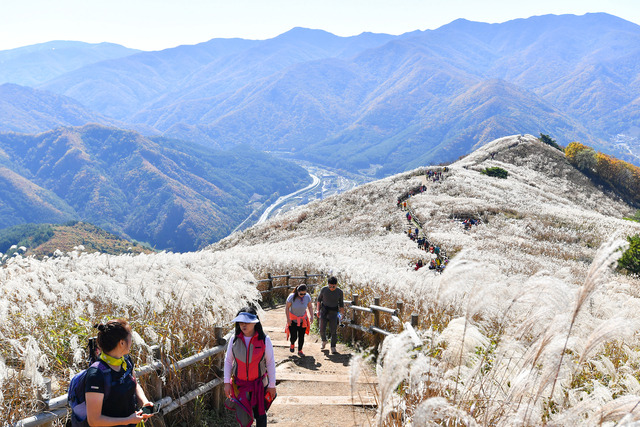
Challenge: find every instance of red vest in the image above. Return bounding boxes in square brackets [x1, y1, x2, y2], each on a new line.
[232, 333, 267, 382]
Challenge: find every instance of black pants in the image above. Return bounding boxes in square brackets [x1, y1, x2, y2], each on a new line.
[289, 321, 306, 351]
[319, 309, 339, 347]
[253, 406, 267, 427]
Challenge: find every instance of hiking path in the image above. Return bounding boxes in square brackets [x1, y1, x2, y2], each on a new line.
[261, 305, 377, 427]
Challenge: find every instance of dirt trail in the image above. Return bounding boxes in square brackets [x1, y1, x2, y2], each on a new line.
[261, 305, 377, 427]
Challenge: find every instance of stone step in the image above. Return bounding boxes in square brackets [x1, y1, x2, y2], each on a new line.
[276, 371, 377, 385]
[271, 395, 377, 407]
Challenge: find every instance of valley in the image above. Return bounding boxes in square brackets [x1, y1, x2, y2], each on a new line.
[256, 162, 370, 224]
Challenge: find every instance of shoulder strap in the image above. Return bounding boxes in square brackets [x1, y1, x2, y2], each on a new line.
[91, 359, 113, 401]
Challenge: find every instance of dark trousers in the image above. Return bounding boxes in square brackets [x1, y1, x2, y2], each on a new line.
[289, 321, 306, 351]
[253, 407, 267, 427]
[319, 309, 339, 347]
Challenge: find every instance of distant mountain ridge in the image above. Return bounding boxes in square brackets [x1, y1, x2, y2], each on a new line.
[2, 14, 638, 177]
[23, 13, 637, 176]
[0, 125, 311, 251]
[0, 83, 120, 133]
[0, 41, 140, 86]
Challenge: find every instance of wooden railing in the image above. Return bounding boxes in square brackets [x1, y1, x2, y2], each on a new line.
[257, 271, 325, 296]
[344, 295, 419, 350]
[15, 328, 228, 427]
[14, 271, 325, 427]
[14, 273, 415, 425]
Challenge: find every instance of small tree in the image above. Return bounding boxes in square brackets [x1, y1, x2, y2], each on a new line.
[618, 234, 640, 275]
[539, 133, 563, 151]
[481, 167, 509, 179]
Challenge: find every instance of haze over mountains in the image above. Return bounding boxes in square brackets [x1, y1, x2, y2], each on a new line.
[0, 41, 140, 87]
[0, 13, 636, 176]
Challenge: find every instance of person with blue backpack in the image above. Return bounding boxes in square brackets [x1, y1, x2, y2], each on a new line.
[69, 319, 154, 426]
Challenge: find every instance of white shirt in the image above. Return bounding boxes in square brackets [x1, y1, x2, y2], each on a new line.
[224, 334, 276, 388]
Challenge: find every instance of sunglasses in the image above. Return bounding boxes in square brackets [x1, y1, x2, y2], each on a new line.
[298, 292, 307, 295]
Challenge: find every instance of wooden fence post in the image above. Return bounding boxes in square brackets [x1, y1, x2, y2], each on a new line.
[411, 314, 419, 328]
[212, 326, 225, 414]
[373, 296, 381, 353]
[267, 273, 273, 293]
[396, 301, 404, 333]
[303, 271, 308, 286]
[285, 271, 290, 292]
[351, 294, 359, 346]
[148, 345, 167, 427]
[37, 377, 52, 427]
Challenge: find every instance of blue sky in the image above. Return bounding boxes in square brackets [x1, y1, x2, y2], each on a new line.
[1, 0, 638, 51]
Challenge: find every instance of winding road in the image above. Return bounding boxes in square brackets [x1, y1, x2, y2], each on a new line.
[256, 173, 321, 224]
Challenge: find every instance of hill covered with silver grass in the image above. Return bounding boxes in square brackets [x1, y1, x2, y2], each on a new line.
[212, 134, 640, 425]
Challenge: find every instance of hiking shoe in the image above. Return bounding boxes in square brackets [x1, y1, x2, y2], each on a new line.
[321, 341, 327, 350]
[331, 347, 337, 354]
[290, 344, 294, 353]
[298, 350, 305, 357]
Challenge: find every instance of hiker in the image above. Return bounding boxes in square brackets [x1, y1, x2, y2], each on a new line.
[285, 284, 313, 356]
[415, 259, 424, 270]
[84, 319, 154, 426]
[224, 307, 276, 427]
[316, 276, 345, 354]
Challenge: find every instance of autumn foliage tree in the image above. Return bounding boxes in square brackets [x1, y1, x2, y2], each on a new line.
[565, 142, 640, 207]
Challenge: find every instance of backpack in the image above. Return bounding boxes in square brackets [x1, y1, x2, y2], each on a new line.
[67, 360, 113, 427]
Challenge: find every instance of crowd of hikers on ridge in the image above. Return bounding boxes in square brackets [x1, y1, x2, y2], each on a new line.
[397, 167, 481, 273]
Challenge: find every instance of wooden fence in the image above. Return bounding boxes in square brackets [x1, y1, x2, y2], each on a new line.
[343, 295, 419, 351]
[15, 328, 227, 427]
[14, 273, 417, 426]
[256, 271, 325, 296]
[14, 272, 326, 427]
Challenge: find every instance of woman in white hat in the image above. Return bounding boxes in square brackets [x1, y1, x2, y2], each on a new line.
[224, 307, 276, 427]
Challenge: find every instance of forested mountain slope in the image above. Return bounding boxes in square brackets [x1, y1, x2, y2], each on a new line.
[0, 125, 310, 251]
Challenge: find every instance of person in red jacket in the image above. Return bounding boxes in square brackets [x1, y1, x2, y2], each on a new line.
[224, 307, 276, 427]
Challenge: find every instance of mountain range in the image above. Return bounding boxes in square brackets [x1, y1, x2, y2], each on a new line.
[0, 125, 310, 251]
[0, 13, 635, 176]
[1, 13, 639, 249]
[0, 41, 139, 86]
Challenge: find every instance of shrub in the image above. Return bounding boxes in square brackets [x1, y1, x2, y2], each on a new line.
[623, 211, 640, 223]
[618, 234, 640, 274]
[480, 167, 509, 179]
[539, 133, 563, 151]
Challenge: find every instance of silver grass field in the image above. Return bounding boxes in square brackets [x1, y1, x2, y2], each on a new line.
[2, 134, 640, 425]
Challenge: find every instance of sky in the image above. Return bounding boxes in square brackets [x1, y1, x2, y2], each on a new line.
[1, 0, 639, 51]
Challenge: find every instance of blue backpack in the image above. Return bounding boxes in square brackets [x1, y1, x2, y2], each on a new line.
[67, 360, 112, 427]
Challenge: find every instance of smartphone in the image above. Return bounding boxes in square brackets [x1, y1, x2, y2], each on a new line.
[142, 404, 158, 415]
